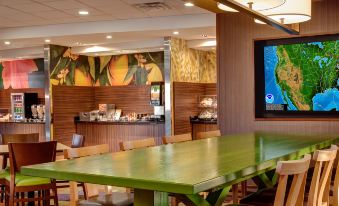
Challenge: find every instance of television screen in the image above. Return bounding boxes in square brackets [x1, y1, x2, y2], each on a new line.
[255, 34, 339, 118]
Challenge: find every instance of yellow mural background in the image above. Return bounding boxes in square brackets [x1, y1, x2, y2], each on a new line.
[170, 38, 216, 83]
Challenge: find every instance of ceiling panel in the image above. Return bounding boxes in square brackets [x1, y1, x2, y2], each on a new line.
[11, 2, 54, 12]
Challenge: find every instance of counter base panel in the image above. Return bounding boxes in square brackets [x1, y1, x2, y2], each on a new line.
[0, 123, 46, 141]
[192, 123, 219, 140]
[76, 123, 165, 152]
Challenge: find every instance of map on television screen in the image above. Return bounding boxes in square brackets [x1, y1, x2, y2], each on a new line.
[264, 40, 339, 111]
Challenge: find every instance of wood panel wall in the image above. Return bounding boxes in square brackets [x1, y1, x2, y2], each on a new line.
[52, 85, 155, 145]
[76, 122, 165, 152]
[0, 122, 45, 141]
[173, 82, 217, 135]
[94, 86, 153, 115]
[52, 86, 95, 145]
[0, 88, 45, 111]
[217, 0, 339, 135]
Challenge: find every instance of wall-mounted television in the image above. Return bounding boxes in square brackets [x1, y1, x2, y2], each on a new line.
[255, 34, 339, 118]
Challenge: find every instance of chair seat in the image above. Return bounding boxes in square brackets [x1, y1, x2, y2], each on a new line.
[5, 172, 51, 186]
[78, 192, 134, 206]
[0, 169, 9, 179]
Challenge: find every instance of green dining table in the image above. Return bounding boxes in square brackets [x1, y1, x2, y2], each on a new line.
[21, 132, 339, 206]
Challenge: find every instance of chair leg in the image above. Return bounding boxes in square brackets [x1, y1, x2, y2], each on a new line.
[81, 183, 87, 200]
[20, 192, 24, 206]
[53, 183, 59, 206]
[38, 191, 41, 206]
[232, 184, 238, 204]
[0, 185, 4, 203]
[241, 181, 247, 197]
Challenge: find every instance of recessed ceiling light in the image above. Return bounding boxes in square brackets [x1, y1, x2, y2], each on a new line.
[78, 10, 89, 15]
[184, 2, 194, 7]
[202, 34, 208, 38]
[173, 31, 179, 35]
[106, 35, 112, 39]
[45, 39, 51, 43]
[4, 41, 10, 45]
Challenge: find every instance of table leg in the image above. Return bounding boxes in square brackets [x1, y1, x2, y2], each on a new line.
[186, 186, 231, 206]
[134, 189, 168, 206]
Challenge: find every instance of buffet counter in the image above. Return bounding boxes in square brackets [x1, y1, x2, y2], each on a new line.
[0, 121, 46, 141]
[76, 120, 165, 152]
[190, 118, 218, 140]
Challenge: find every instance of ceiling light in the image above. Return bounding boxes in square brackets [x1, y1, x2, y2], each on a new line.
[201, 40, 217, 47]
[4, 41, 10, 45]
[106, 35, 112, 39]
[78, 10, 89, 15]
[184, 2, 194, 7]
[202, 34, 208, 38]
[255, 0, 311, 24]
[159, 47, 164, 50]
[84, 46, 110, 53]
[173, 31, 179, 35]
[45, 39, 51, 43]
[217, 0, 285, 12]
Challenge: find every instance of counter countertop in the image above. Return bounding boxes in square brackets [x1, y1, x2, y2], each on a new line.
[190, 118, 217, 124]
[0, 121, 45, 124]
[76, 120, 165, 125]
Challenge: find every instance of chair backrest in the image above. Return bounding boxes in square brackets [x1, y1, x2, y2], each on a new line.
[308, 145, 338, 206]
[196, 130, 221, 140]
[119, 137, 156, 151]
[64, 144, 111, 203]
[273, 154, 311, 206]
[8, 141, 57, 174]
[0, 133, 39, 144]
[162, 133, 192, 144]
[64, 144, 109, 159]
[71, 134, 85, 148]
[333, 148, 339, 206]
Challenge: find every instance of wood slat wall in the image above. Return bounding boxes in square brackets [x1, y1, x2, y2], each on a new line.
[217, 0, 339, 135]
[52, 85, 155, 146]
[76, 122, 165, 152]
[0, 122, 45, 141]
[173, 82, 217, 135]
[0, 88, 45, 111]
[52, 86, 95, 145]
[94, 86, 153, 115]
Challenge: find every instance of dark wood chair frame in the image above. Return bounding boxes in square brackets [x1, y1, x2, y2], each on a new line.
[5, 141, 59, 206]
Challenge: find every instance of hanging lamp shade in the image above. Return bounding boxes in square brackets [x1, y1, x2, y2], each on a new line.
[217, 0, 286, 12]
[255, 0, 311, 24]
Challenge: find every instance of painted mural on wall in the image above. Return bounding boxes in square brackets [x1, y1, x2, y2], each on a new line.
[0, 59, 44, 89]
[171, 38, 216, 83]
[50, 45, 164, 86]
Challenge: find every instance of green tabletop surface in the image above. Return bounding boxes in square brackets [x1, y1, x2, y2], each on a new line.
[21, 132, 338, 195]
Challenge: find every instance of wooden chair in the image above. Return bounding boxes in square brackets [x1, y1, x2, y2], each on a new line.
[0, 133, 40, 169]
[307, 145, 337, 206]
[56, 134, 86, 199]
[236, 154, 311, 206]
[71, 134, 85, 148]
[5, 141, 58, 206]
[331, 149, 339, 206]
[64, 144, 133, 206]
[196, 130, 221, 140]
[119, 137, 156, 151]
[162, 133, 192, 144]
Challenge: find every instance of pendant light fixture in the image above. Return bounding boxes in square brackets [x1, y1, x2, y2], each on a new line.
[217, 0, 286, 12]
[255, 0, 311, 24]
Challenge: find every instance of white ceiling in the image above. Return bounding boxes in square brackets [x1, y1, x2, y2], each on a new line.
[0, 0, 209, 28]
[0, 0, 216, 60]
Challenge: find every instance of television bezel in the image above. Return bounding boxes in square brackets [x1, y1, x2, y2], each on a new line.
[254, 33, 339, 118]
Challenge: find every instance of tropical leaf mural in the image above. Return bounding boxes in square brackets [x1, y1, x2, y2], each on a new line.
[50, 45, 164, 86]
[0, 59, 44, 89]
